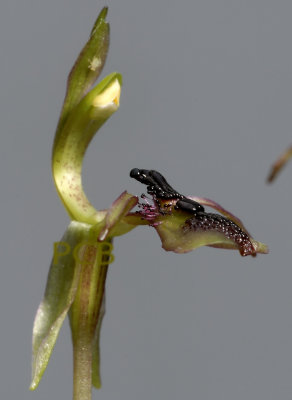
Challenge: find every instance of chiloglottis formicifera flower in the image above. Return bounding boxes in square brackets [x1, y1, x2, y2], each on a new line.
[30, 7, 268, 400]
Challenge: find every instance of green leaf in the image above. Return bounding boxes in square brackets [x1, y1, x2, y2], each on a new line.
[30, 222, 93, 390]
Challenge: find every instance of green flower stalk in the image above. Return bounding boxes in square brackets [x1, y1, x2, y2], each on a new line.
[30, 8, 268, 400]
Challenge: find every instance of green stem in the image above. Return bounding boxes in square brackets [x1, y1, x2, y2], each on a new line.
[70, 240, 110, 400]
[73, 335, 93, 400]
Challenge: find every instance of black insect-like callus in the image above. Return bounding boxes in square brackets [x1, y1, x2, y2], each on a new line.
[130, 168, 184, 200]
[175, 198, 205, 215]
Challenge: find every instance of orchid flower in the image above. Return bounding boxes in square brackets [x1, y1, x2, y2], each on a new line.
[30, 8, 268, 400]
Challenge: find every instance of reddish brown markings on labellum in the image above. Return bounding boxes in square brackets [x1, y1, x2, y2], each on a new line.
[183, 213, 256, 257]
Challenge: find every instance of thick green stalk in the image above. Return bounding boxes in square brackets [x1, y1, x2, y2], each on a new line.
[69, 240, 110, 400]
[72, 335, 93, 400]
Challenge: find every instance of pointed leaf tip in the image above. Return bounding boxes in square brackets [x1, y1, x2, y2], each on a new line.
[91, 7, 109, 36]
[98, 6, 108, 21]
[54, 6, 110, 140]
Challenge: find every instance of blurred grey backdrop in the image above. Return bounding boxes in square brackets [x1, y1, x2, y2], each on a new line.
[1, 0, 292, 399]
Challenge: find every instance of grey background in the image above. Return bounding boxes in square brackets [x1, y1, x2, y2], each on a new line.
[1, 0, 292, 399]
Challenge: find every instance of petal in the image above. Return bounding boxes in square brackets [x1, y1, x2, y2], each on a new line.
[52, 73, 122, 224]
[52, 6, 122, 224]
[98, 191, 139, 241]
